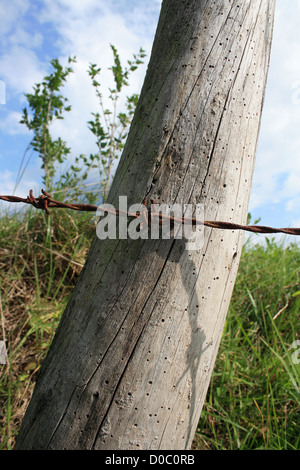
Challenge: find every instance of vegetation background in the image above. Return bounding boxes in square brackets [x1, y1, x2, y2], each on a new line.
[0, 48, 299, 450]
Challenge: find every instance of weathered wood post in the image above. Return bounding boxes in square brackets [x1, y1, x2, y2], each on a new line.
[15, 0, 276, 450]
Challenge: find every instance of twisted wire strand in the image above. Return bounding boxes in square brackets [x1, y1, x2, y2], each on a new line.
[1, 189, 300, 236]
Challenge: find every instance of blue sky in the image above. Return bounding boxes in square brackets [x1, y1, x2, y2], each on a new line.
[0, 0, 300, 244]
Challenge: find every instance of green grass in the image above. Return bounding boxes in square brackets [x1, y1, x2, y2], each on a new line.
[0, 208, 299, 450]
[193, 238, 300, 450]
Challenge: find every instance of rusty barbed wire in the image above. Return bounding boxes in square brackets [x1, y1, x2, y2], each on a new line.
[1, 189, 300, 236]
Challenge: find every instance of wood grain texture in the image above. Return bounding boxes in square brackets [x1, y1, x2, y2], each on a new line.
[15, 0, 276, 450]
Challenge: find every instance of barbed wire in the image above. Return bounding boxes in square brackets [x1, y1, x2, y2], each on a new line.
[1, 189, 300, 236]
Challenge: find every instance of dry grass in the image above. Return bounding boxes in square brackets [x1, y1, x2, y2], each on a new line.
[0, 206, 94, 448]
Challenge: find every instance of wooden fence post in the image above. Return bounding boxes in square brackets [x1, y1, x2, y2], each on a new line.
[15, 0, 276, 450]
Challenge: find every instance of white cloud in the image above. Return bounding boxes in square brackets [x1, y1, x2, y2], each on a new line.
[249, 0, 300, 219]
[9, 25, 43, 49]
[0, 0, 45, 97]
[0, 169, 38, 196]
[0, 46, 47, 95]
[0, 169, 16, 194]
[22, 0, 157, 161]
[0, 110, 30, 135]
[38, 0, 154, 61]
[0, 0, 30, 37]
[287, 197, 300, 213]
[292, 219, 300, 229]
[281, 173, 300, 200]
